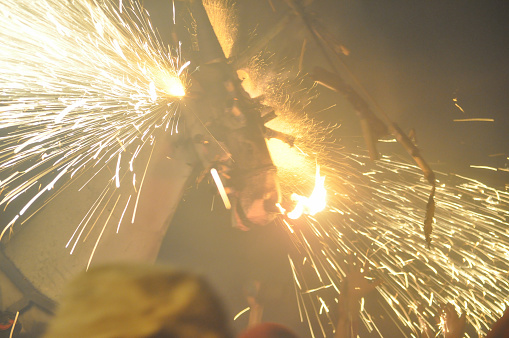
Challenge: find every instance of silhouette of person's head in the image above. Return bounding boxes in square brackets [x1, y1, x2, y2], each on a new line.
[44, 263, 232, 338]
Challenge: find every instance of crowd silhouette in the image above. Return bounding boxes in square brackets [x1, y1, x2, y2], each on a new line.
[2, 261, 508, 337]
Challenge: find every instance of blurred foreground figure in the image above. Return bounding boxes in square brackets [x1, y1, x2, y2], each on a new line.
[44, 264, 232, 338]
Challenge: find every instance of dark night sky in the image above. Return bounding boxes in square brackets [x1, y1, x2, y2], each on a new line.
[147, 1, 509, 336]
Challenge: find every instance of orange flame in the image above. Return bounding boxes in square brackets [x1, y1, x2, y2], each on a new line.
[287, 165, 326, 219]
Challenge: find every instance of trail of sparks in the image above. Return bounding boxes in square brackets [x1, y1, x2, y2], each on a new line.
[9, 311, 19, 338]
[0, 1, 187, 242]
[211, 168, 232, 210]
[267, 114, 509, 337]
[453, 118, 494, 122]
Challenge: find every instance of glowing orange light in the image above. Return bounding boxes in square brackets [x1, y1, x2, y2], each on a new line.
[164, 76, 185, 97]
[287, 165, 326, 219]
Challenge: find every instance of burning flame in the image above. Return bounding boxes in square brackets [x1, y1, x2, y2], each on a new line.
[287, 165, 326, 219]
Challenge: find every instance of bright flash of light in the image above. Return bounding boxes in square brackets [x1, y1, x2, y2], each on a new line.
[287, 165, 326, 219]
[0, 0, 187, 243]
[164, 73, 187, 97]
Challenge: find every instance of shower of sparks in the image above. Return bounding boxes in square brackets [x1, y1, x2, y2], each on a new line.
[266, 111, 509, 337]
[0, 0, 187, 242]
[453, 97, 465, 113]
[223, 3, 508, 330]
[470, 165, 498, 172]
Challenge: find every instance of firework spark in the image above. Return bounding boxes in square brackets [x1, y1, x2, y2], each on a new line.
[211, 167, 232, 210]
[0, 0, 187, 243]
[266, 110, 509, 336]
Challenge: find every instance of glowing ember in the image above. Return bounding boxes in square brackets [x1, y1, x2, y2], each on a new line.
[287, 165, 326, 219]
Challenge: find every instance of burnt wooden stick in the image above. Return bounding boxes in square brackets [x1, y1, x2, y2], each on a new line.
[424, 186, 436, 249]
[290, 0, 438, 246]
[359, 118, 380, 161]
[288, 0, 386, 160]
[390, 123, 436, 247]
